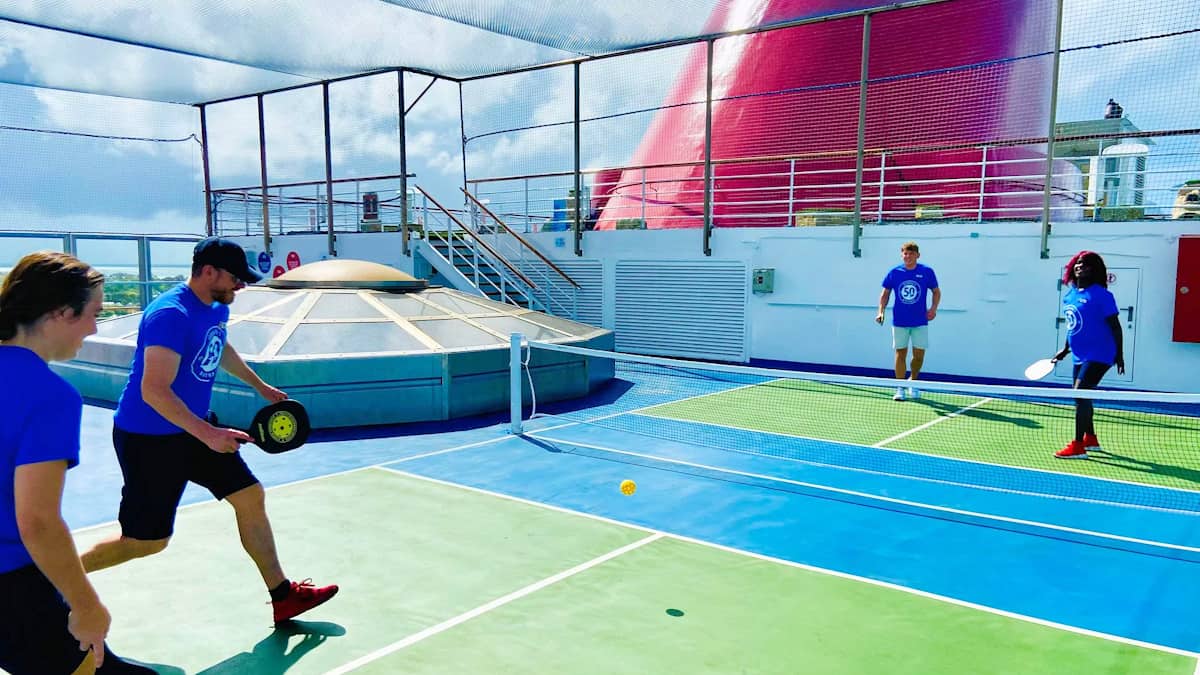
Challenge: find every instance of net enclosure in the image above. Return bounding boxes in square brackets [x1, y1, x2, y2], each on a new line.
[511, 339, 1200, 561]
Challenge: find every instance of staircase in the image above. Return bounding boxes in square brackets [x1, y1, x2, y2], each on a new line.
[412, 186, 580, 318]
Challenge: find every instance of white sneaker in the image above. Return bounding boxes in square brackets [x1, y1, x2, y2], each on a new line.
[907, 387, 920, 400]
[893, 387, 905, 401]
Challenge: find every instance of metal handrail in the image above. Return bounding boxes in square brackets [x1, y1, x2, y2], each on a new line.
[460, 188, 580, 289]
[414, 186, 538, 290]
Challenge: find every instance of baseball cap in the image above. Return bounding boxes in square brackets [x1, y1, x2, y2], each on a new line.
[193, 237, 262, 283]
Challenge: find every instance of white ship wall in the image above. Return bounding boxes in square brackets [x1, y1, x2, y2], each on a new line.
[235, 221, 1200, 393]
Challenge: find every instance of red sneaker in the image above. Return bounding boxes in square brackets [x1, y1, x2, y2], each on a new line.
[272, 579, 339, 623]
[1081, 433, 1101, 451]
[1055, 440, 1088, 459]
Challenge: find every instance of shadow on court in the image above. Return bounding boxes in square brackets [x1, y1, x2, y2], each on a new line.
[909, 397, 1044, 428]
[194, 620, 346, 674]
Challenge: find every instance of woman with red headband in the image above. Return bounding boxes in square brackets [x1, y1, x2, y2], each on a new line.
[1049, 250, 1125, 459]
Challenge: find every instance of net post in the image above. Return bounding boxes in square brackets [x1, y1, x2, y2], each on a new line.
[509, 332, 524, 434]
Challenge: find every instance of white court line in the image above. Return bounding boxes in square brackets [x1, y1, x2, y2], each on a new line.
[529, 434, 1200, 556]
[873, 397, 995, 447]
[617, 413, 1200, 515]
[528, 378, 768, 435]
[371, 465, 1199, 660]
[622, 408, 1200, 512]
[609, 384, 1200, 499]
[326, 532, 663, 673]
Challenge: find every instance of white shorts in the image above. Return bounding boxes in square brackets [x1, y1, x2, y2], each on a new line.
[893, 325, 929, 350]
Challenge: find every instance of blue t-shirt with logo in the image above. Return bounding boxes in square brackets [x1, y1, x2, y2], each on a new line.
[1063, 285, 1119, 365]
[114, 284, 229, 435]
[882, 263, 939, 327]
[0, 346, 82, 573]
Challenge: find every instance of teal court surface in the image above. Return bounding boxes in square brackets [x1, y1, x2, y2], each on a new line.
[49, 356, 1200, 674]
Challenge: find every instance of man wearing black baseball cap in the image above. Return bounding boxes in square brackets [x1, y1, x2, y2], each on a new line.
[81, 236, 338, 624]
[193, 236, 263, 284]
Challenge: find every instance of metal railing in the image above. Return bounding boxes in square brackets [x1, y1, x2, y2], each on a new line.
[413, 186, 546, 312]
[467, 147, 1200, 232]
[0, 232, 201, 316]
[462, 189, 580, 320]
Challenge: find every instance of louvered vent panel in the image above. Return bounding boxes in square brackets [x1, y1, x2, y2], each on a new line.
[615, 260, 747, 361]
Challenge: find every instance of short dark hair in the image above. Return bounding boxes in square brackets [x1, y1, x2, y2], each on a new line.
[0, 251, 105, 340]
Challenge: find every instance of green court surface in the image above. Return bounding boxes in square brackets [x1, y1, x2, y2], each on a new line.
[70, 468, 1193, 674]
[640, 379, 1200, 492]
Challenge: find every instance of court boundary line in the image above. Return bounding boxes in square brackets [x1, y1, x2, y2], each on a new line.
[578, 414, 1200, 516]
[372, 465, 1199, 660]
[325, 532, 664, 673]
[873, 398, 994, 446]
[623, 406, 1200, 506]
[528, 433, 1200, 556]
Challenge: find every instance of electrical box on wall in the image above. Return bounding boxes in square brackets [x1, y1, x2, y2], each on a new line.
[1174, 235, 1200, 342]
[752, 268, 775, 293]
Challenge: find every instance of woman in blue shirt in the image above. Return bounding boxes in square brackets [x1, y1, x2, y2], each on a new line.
[1049, 250, 1124, 459]
[0, 252, 152, 674]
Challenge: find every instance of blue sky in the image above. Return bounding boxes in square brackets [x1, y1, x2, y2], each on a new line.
[0, 0, 1195, 249]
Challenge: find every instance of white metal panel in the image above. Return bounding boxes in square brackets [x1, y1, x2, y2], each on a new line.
[520, 259, 603, 326]
[615, 260, 747, 361]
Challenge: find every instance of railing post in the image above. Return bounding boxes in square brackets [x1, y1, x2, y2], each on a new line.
[786, 158, 796, 227]
[702, 39, 714, 256]
[323, 81, 336, 257]
[876, 151, 887, 223]
[256, 94, 270, 254]
[851, 12, 871, 258]
[977, 145, 989, 223]
[641, 167, 647, 227]
[573, 62, 583, 257]
[198, 104, 214, 236]
[524, 179, 531, 233]
[1040, 0, 1065, 259]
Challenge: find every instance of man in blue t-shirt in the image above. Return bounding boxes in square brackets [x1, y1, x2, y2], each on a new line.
[875, 241, 941, 401]
[79, 237, 338, 625]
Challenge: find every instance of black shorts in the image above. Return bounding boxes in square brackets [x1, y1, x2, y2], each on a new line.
[0, 564, 90, 675]
[1072, 361, 1111, 389]
[114, 425, 259, 540]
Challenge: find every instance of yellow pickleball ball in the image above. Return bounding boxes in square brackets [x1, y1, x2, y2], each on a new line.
[620, 479, 637, 496]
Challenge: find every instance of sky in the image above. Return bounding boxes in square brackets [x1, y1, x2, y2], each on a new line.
[0, 0, 1196, 261]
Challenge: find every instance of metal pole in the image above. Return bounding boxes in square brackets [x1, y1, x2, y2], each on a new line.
[459, 82, 469, 220]
[851, 13, 871, 258]
[198, 105, 214, 236]
[257, 94, 270, 254]
[977, 145, 989, 223]
[509, 333, 523, 433]
[786, 158, 796, 226]
[876, 151, 887, 223]
[702, 39, 714, 256]
[323, 82, 336, 257]
[1040, 0, 1065, 259]
[399, 70, 410, 256]
[573, 62, 583, 256]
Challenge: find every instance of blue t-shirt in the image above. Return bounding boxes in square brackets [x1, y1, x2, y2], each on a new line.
[0, 346, 82, 573]
[114, 284, 230, 435]
[882, 263, 939, 327]
[1063, 285, 1119, 365]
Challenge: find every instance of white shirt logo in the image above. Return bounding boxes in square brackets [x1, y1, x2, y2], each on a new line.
[191, 323, 225, 382]
[1065, 305, 1082, 336]
[898, 280, 921, 304]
